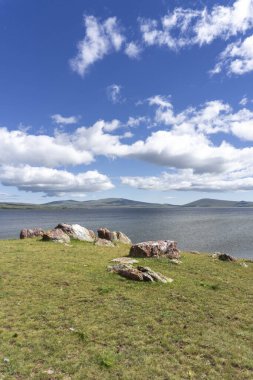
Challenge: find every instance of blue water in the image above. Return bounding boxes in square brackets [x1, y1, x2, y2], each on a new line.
[0, 207, 253, 258]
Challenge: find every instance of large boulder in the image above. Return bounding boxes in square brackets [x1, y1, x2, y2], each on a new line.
[97, 227, 131, 244]
[55, 223, 95, 242]
[20, 228, 44, 239]
[129, 240, 180, 259]
[42, 229, 70, 244]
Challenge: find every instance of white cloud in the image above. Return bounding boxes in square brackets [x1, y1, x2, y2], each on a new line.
[0, 165, 113, 196]
[2, 97, 253, 194]
[70, 15, 125, 76]
[51, 114, 79, 125]
[107, 84, 124, 104]
[239, 96, 249, 106]
[0, 127, 93, 167]
[121, 168, 253, 192]
[140, 0, 253, 50]
[125, 42, 141, 58]
[212, 34, 253, 75]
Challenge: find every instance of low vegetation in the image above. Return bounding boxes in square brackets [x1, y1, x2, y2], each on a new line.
[1, 239, 253, 379]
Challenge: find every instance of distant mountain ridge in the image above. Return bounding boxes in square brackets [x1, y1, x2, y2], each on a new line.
[0, 197, 253, 209]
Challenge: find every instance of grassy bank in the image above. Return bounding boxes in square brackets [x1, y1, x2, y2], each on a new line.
[1, 239, 253, 379]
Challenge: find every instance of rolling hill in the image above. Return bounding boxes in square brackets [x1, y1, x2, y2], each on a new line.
[1, 197, 253, 209]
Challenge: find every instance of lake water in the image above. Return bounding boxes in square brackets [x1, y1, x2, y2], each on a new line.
[1, 207, 253, 258]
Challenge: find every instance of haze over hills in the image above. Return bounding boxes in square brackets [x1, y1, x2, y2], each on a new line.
[1, 197, 253, 209]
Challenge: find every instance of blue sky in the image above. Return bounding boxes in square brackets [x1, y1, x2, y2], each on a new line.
[1, 0, 253, 204]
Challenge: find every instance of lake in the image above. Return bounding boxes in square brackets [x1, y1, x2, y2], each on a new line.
[1, 207, 253, 258]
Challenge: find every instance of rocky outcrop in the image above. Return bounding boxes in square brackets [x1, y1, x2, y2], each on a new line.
[97, 227, 131, 244]
[108, 264, 173, 283]
[95, 238, 115, 247]
[42, 229, 70, 244]
[55, 223, 95, 242]
[129, 240, 180, 259]
[20, 228, 44, 239]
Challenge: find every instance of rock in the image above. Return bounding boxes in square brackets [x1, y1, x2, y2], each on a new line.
[108, 264, 173, 283]
[111, 257, 139, 264]
[189, 251, 200, 255]
[56, 223, 95, 242]
[20, 228, 44, 239]
[42, 229, 70, 244]
[129, 240, 180, 259]
[95, 238, 115, 247]
[240, 262, 248, 268]
[169, 258, 182, 265]
[214, 252, 236, 262]
[97, 227, 131, 244]
[108, 264, 153, 281]
[137, 266, 173, 283]
[89, 229, 96, 240]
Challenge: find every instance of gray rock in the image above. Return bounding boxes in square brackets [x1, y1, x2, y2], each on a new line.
[108, 264, 173, 283]
[42, 229, 70, 244]
[20, 228, 44, 239]
[95, 238, 115, 247]
[56, 223, 95, 242]
[97, 227, 131, 244]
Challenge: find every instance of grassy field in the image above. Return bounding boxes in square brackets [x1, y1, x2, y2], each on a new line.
[0, 239, 253, 380]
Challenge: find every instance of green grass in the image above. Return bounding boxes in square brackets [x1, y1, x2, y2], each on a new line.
[0, 239, 253, 379]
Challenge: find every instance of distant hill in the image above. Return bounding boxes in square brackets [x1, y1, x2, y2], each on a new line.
[43, 198, 175, 208]
[0, 198, 174, 209]
[1, 197, 253, 209]
[184, 198, 253, 208]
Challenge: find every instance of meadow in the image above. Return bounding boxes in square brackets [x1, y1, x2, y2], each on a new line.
[1, 239, 253, 379]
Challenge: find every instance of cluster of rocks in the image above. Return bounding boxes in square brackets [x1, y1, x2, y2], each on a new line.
[108, 263, 173, 283]
[20, 224, 132, 246]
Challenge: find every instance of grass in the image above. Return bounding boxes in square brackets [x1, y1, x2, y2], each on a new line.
[0, 239, 253, 379]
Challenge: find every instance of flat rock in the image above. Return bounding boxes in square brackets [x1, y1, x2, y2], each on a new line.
[20, 228, 44, 239]
[111, 257, 139, 264]
[108, 264, 173, 283]
[95, 238, 115, 247]
[129, 240, 180, 259]
[42, 229, 70, 244]
[56, 223, 95, 242]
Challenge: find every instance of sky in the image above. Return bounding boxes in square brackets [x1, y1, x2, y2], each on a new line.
[1, 0, 253, 204]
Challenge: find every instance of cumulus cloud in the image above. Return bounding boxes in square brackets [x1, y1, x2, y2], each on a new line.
[107, 84, 124, 104]
[0, 165, 113, 196]
[212, 34, 253, 75]
[51, 114, 79, 125]
[140, 0, 253, 50]
[125, 42, 142, 58]
[121, 168, 253, 192]
[0, 127, 93, 167]
[70, 15, 125, 76]
[2, 96, 253, 194]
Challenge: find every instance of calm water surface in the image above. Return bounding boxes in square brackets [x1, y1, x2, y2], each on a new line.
[0, 207, 253, 258]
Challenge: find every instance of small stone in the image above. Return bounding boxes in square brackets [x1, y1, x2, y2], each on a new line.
[169, 258, 182, 265]
[3, 358, 10, 363]
[189, 251, 200, 255]
[240, 262, 248, 268]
